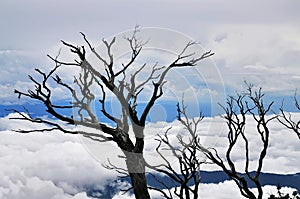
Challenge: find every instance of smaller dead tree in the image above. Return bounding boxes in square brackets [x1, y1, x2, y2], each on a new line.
[146, 99, 205, 199]
[278, 93, 300, 140]
[198, 84, 277, 199]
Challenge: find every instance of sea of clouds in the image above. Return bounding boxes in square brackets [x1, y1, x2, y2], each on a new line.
[0, 112, 299, 199]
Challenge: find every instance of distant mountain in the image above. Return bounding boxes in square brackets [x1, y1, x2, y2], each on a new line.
[90, 171, 300, 198]
[146, 171, 300, 191]
[2, 94, 298, 120]
[0, 100, 213, 122]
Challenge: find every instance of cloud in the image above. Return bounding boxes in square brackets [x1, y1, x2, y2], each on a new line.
[0, 113, 119, 198]
[147, 181, 299, 199]
[199, 181, 298, 199]
[100, 112, 300, 175]
[0, 49, 48, 80]
[0, 27, 227, 106]
[0, 48, 82, 104]
[205, 24, 300, 94]
[1, 1, 299, 105]
[0, 176, 91, 199]
[0, 110, 300, 198]
[1, 0, 300, 50]
[199, 114, 300, 174]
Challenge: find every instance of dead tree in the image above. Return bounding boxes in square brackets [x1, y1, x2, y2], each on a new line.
[278, 93, 300, 140]
[146, 98, 205, 199]
[12, 27, 213, 199]
[198, 84, 277, 199]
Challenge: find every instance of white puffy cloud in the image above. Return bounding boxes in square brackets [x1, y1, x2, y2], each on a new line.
[0, 176, 91, 199]
[147, 181, 299, 199]
[0, 110, 300, 198]
[142, 114, 300, 174]
[198, 114, 300, 174]
[200, 181, 298, 199]
[0, 113, 119, 199]
[74, 112, 300, 175]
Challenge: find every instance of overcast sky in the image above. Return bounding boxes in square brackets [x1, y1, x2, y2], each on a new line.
[1, 0, 300, 107]
[1, 0, 300, 50]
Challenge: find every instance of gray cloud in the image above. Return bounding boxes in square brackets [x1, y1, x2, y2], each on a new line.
[1, 0, 300, 50]
[0, 1, 299, 108]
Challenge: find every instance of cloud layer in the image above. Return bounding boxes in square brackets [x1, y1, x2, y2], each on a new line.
[0, 111, 299, 198]
[0, 114, 118, 198]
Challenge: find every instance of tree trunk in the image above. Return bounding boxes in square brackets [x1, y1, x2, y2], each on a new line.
[125, 152, 150, 199]
[129, 172, 150, 199]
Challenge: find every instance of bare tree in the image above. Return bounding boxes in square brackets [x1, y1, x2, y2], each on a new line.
[278, 93, 300, 140]
[12, 27, 213, 199]
[198, 84, 277, 199]
[145, 98, 205, 199]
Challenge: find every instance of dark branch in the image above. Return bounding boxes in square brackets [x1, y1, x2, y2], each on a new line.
[278, 92, 300, 140]
[146, 98, 203, 199]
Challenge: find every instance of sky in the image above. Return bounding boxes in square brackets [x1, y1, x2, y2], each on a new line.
[1, 0, 300, 107]
[1, 0, 300, 198]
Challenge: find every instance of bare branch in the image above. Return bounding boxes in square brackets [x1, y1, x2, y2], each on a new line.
[278, 92, 300, 140]
[146, 98, 203, 199]
[199, 84, 275, 199]
[10, 109, 115, 142]
[140, 42, 213, 125]
[12, 28, 214, 199]
[102, 158, 129, 178]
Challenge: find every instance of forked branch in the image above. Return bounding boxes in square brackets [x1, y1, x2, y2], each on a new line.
[278, 92, 300, 140]
[146, 98, 204, 199]
[198, 84, 276, 199]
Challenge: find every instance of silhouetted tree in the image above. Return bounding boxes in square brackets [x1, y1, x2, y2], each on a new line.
[11, 27, 213, 199]
[198, 84, 277, 199]
[146, 98, 205, 199]
[278, 93, 300, 140]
